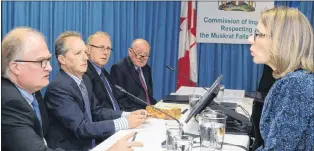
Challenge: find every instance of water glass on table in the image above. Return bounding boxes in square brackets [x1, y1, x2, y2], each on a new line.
[174, 135, 194, 151]
[215, 85, 225, 102]
[165, 121, 183, 150]
[189, 94, 201, 110]
[197, 107, 213, 125]
[200, 110, 227, 151]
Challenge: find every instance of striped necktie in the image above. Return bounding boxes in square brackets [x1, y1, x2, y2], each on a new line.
[137, 68, 151, 105]
[79, 81, 95, 148]
[100, 70, 120, 111]
[31, 94, 42, 127]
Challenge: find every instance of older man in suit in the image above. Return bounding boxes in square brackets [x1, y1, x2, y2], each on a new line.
[1, 27, 144, 151]
[85, 32, 121, 111]
[1, 27, 65, 151]
[110, 39, 156, 111]
[44, 31, 147, 151]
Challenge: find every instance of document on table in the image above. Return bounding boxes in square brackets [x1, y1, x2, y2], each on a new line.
[174, 86, 208, 96]
[223, 89, 245, 99]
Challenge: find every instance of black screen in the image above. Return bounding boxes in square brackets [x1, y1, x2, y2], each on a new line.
[184, 75, 223, 123]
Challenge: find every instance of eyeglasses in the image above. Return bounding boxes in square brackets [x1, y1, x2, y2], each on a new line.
[130, 48, 150, 60]
[253, 29, 266, 41]
[15, 58, 51, 68]
[89, 44, 113, 52]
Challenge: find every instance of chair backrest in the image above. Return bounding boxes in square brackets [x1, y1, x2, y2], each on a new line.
[250, 65, 276, 150]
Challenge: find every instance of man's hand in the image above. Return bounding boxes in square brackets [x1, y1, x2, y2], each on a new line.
[107, 132, 143, 151]
[127, 114, 147, 128]
[131, 109, 151, 117]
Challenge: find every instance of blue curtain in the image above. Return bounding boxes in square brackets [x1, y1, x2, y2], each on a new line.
[1, 1, 313, 100]
[1, 1, 181, 99]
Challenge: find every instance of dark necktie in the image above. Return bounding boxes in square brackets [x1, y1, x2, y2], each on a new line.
[137, 68, 151, 105]
[32, 94, 42, 127]
[100, 70, 120, 111]
[79, 81, 95, 148]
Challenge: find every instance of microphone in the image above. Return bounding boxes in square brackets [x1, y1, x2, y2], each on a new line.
[114, 85, 183, 129]
[166, 65, 208, 91]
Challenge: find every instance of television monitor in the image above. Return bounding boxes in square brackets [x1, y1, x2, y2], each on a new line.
[184, 75, 223, 123]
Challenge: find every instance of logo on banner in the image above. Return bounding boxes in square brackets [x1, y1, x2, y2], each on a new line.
[218, 1, 256, 12]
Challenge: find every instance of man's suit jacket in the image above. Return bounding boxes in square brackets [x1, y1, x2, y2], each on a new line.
[1, 77, 64, 151]
[44, 70, 122, 151]
[85, 60, 120, 110]
[110, 57, 156, 111]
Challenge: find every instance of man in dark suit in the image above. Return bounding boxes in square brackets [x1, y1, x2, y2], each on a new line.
[1, 27, 144, 151]
[1, 27, 65, 151]
[110, 39, 156, 111]
[85, 32, 121, 110]
[44, 31, 147, 151]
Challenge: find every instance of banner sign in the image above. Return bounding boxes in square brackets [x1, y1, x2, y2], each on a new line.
[197, 1, 274, 44]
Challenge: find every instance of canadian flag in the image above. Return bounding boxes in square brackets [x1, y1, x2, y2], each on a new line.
[177, 1, 197, 89]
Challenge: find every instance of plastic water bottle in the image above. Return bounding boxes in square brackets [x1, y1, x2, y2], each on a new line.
[216, 85, 225, 102]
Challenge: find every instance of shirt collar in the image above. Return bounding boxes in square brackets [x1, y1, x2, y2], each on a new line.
[89, 60, 102, 76]
[66, 73, 82, 87]
[15, 85, 34, 106]
[134, 65, 141, 72]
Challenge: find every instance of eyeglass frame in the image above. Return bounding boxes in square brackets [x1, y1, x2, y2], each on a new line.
[253, 29, 266, 41]
[89, 44, 113, 52]
[130, 48, 150, 60]
[14, 58, 51, 68]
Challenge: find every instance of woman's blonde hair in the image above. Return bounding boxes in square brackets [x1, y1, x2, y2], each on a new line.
[260, 7, 313, 78]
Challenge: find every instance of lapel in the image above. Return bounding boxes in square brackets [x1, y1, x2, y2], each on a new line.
[87, 60, 115, 107]
[102, 68, 114, 89]
[3, 78, 44, 138]
[87, 61, 106, 91]
[59, 70, 86, 111]
[126, 57, 145, 88]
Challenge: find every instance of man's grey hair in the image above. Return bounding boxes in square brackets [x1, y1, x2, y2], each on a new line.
[87, 31, 111, 44]
[55, 31, 82, 59]
[1, 27, 45, 78]
[131, 38, 150, 50]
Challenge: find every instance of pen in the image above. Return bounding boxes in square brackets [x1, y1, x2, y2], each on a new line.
[181, 109, 188, 114]
[131, 132, 138, 141]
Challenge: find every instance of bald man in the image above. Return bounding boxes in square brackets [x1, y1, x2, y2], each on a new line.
[110, 39, 156, 111]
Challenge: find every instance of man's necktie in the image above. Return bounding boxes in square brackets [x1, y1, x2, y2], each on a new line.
[137, 68, 151, 105]
[100, 70, 120, 111]
[31, 94, 42, 127]
[79, 81, 95, 148]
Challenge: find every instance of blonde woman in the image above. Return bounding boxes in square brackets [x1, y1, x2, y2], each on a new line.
[248, 7, 314, 150]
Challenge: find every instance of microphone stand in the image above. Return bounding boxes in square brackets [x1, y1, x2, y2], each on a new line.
[166, 65, 208, 91]
[114, 85, 184, 132]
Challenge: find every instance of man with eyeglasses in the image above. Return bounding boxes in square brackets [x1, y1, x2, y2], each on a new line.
[1, 27, 65, 151]
[1, 27, 144, 151]
[85, 32, 121, 111]
[111, 38, 156, 111]
[44, 31, 147, 151]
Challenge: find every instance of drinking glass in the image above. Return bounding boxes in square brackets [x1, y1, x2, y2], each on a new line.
[200, 110, 227, 151]
[174, 135, 194, 151]
[165, 121, 183, 150]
